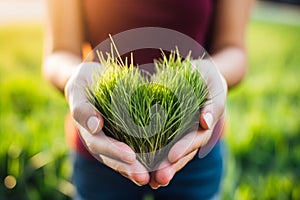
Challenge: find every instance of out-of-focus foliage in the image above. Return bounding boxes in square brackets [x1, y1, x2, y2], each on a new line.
[0, 24, 71, 200]
[222, 20, 300, 199]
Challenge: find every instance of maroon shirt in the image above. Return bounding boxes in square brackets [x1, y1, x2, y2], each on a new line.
[67, 0, 215, 157]
[83, 0, 213, 48]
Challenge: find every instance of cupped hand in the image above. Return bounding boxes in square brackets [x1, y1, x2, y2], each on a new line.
[149, 59, 228, 189]
[64, 62, 150, 186]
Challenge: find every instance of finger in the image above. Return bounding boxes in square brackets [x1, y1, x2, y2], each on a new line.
[191, 60, 227, 129]
[149, 150, 197, 189]
[192, 59, 227, 97]
[72, 98, 104, 134]
[198, 118, 225, 158]
[99, 154, 150, 186]
[64, 62, 104, 101]
[71, 62, 104, 86]
[77, 125, 136, 164]
[65, 62, 104, 134]
[199, 112, 214, 130]
[199, 90, 225, 131]
[168, 128, 212, 163]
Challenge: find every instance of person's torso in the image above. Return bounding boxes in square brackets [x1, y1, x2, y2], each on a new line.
[82, 0, 214, 51]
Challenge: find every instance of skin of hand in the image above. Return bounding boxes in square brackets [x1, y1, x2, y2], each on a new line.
[64, 61, 150, 186]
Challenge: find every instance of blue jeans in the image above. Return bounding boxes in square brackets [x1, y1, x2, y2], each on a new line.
[72, 141, 224, 200]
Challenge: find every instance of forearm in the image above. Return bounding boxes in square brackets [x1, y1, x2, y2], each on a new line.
[211, 46, 247, 89]
[42, 51, 82, 93]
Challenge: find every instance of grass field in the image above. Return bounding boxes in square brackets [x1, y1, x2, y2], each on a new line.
[223, 20, 300, 199]
[0, 20, 299, 199]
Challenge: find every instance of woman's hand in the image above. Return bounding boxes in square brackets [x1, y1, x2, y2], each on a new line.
[64, 62, 150, 186]
[149, 59, 228, 189]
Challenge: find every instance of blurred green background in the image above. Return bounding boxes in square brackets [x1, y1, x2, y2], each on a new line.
[0, 1, 300, 200]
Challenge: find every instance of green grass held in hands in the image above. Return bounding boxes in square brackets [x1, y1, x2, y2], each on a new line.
[87, 45, 208, 170]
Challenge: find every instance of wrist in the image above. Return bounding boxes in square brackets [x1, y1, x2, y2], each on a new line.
[210, 47, 247, 89]
[43, 51, 82, 93]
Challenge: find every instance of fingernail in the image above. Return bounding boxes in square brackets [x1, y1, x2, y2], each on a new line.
[87, 116, 100, 134]
[203, 113, 213, 129]
[161, 182, 169, 187]
[151, 185, 160, 190]
[133, 181, 142, 187]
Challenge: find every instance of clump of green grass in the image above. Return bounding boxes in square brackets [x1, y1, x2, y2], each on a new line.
[87, 45, 208, 170]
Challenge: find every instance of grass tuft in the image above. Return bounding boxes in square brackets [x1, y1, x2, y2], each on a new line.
[87, 45, 208, 170]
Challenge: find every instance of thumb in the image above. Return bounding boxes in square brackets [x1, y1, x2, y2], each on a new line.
[65, 63, 104, 134]
[199, 73, 227, 130]
[71, 98, 104, 135]
[199, 112, 214, 130]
